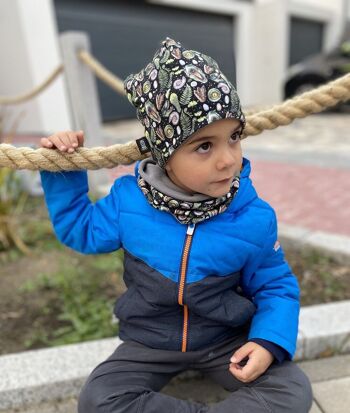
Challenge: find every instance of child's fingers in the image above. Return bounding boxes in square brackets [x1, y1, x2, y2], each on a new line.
[45, 132, 68, 151]
[59, 132, 76, 152]
[42, 131, 84, 152]
[230, 343, 252, 364]
[229, 359, 259, 383]
[54, 132, 75, 152]
[40, 137, 53, 148]
[62, 132, 76, 153]
[229, 364, 252, 383]
[76, 130, 84, 147]
[67, 131, 84, 151]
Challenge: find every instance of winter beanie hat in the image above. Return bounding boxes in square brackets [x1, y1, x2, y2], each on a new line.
[124, 37, 245, 168]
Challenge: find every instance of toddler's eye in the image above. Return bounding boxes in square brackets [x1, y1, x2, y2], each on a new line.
[230, 130, 242, 143]
[196, 142, 211, 154]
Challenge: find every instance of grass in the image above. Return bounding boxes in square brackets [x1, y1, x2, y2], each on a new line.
[20, 250, 124, 348]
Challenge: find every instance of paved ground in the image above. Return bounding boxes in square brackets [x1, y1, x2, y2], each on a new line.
[241, 112, 350, 237]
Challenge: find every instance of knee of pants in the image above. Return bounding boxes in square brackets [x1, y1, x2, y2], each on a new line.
[291, 367, 313, 413]
[78, 380, 108, 413]
[272, 363, 314, 413]
[78, 380, 144, 413]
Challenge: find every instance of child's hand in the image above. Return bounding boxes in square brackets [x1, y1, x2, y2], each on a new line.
[40, 130, 84, 153]
[229, 342, 274, 383]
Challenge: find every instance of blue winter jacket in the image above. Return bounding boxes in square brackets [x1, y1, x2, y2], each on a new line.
[40, 157, 300, 359]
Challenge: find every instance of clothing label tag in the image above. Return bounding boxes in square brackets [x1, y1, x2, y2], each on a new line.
[273, 240, 281, 252]
[136, 137, 151, 154]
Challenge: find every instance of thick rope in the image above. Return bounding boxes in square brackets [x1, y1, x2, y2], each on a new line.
[0, 65, 64, 105]
[0, 141, 147, 171]
[78, 50, 125, 96]
[243, 74, 350, 137]
[1, 55, 349, 170]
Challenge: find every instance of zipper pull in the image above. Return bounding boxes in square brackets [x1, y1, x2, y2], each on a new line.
[187, 223, 196, 235]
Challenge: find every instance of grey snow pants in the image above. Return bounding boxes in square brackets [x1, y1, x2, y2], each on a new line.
[78, 333, 313, 413]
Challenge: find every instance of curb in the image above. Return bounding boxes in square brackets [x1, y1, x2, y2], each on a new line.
[1, 300, 350, 412]
[279, 223, 350, 265]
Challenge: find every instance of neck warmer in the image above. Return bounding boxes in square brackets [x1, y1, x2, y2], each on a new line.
[137, 158, 240, 225]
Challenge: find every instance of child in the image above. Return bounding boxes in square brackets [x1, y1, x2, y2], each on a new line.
[40, 37, 313, 412]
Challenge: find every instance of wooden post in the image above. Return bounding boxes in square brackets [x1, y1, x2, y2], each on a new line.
[60, 31, 110, 196]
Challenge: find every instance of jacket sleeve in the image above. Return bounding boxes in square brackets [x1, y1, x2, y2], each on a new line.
[40, 170, 122, 254]
[241, 210, 300, 360]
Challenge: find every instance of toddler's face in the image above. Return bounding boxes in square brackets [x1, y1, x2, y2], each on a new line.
[165, 119, 243, 198]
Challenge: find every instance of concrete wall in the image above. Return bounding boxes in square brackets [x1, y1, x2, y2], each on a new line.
[0, 0, 72, 135]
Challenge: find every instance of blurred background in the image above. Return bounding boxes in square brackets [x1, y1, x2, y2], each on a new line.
[0, 0, 349, 132]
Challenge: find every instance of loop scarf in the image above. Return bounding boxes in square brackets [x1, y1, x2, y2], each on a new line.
[137, 159, 240, 225]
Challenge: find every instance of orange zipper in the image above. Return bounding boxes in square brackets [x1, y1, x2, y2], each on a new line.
[178, 224, 195, 352]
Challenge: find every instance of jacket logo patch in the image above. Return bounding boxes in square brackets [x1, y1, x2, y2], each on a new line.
[273, 240, 281, 252]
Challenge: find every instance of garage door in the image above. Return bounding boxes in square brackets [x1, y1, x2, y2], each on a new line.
[289, 16, 324, 66]
[54, 0, 236, 121]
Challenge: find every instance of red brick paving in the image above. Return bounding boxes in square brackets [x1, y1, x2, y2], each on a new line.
[250, 159, 350, 237]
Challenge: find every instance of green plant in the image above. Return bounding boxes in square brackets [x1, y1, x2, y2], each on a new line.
[0, 168, 31, 254]
[0, 110, 30, 254]
[21, 250, 123, 347]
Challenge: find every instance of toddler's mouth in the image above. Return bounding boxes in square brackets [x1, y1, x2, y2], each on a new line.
[214, 177, 232, 184]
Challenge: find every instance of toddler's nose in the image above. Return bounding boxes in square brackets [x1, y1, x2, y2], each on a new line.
[216, 151, 236, 170]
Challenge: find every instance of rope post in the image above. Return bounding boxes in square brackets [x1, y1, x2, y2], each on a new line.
[60, 31, 110, 195]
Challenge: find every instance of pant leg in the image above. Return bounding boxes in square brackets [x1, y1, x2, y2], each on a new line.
[78, 334, 313, 413]
[192, 335, 313, 413]
[78, 339, 207, 413]
[206, 361, 312, 413]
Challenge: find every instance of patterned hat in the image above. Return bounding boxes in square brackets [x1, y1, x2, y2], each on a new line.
[124, 37, 245, 168]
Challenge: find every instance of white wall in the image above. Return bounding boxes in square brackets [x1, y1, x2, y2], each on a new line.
[0, 0, 72, 135]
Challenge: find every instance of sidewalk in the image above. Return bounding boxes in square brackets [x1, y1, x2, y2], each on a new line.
[297, 354, 350, 413]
